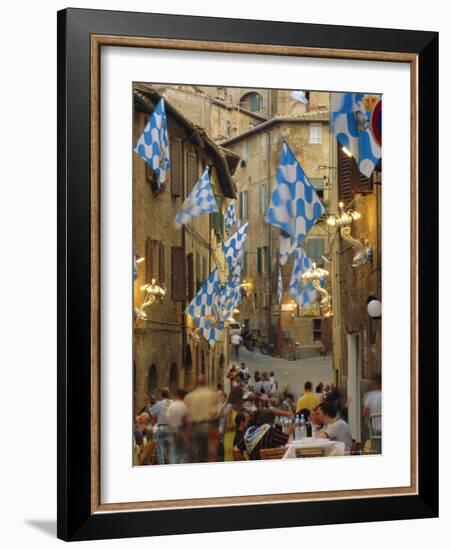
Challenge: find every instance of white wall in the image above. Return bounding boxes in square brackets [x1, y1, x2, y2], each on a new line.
[0, 0, 446, 548]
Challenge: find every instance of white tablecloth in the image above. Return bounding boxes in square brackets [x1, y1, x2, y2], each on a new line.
[282, 438, 346, 458]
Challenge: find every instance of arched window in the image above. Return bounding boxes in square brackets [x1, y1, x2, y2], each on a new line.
[169, 363, 178, 394]
[148, 364, 158, 398]
[240, 92, 263, 113]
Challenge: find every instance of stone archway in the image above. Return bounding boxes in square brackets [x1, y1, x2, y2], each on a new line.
[218, 354, 225, 388]
[169, 362, 178, 395]
[148, 364, 158, 398]
[185, 345, 193, 390]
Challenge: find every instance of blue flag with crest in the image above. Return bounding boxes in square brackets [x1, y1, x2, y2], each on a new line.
[331, 92, 382, 178]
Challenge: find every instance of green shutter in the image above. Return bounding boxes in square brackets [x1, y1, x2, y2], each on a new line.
[257, 247, 262, 274]
[265, 246, 270, 274]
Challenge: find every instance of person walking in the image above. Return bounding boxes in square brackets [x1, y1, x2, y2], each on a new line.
[166, 389, 189, 464]
[223, 386, 244, 461]
[149, 388, 173, 465]
[231, 332, 243, 360]
[296, 381, 322, 413]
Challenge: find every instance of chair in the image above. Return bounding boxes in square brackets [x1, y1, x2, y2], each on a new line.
[350, 439, 361, 455]
[369, 414, 382, 454]
[259, 447, 286, 460]
[294, 447, 325, 458]
[232, 448, 249, 461]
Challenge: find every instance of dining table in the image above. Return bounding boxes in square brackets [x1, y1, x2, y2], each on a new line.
[282, 437, 346, 458]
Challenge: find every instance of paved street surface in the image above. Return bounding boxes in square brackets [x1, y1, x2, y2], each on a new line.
[234, 347, 333, 400]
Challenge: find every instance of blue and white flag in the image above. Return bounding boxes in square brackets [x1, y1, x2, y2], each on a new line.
[288, 247, 318, 308]
[277, 267, 283, 304]
[222, 222, 248, 267]
[187, 268, 223, 346]
[224, 201, 237, 232]
[279, 232, 297, 266]
[266, 141, 325, 262]
[134, 97, 170, 188]
[291, 90, 309, 104]
[331, 92, 382, 178]
[175, 168, 218, 228]
[218, 261, 243, 321]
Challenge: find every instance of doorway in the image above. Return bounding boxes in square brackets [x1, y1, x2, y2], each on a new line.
[347, 333, 361, 442]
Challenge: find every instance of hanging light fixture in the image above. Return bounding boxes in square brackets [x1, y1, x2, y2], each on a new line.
[135, 278, 167, 321]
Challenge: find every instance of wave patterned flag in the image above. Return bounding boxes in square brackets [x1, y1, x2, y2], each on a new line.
[291, 90, 309, 104]
[187, 268, 223, 346]
[266, 141, 325, 263]
[224, 201, 237, 232]
[222, 222, 248, 267]
[331, 92, 382, 178]
[279, 232, 297, 266]
[175, 168, 218, 228]
[134, 98, 170, 189]
[218, 261, 243, 321]
[288, 247, 319, 308]
[277, 267, 283, 304]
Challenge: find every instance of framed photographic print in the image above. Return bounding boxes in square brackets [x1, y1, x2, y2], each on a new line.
[57, 8, 439, 542]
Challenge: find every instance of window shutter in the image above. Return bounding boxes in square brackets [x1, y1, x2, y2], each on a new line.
[338, 145, 354, 202]
[186, 152, 197, 194]
[209, 194, 224, 241]
[145, 237, 156, 282]
[195, 252, 201, 291]
[242, 252, 248, 277]
[259, 184, 267, 214]
[171, 246, 185, 301]
[187, 253, 194, 301]
[170, 137, 182, 197]
[257, 247, 262, 274]
[355, 166, 373, 193]
[159, 242, 165, 283]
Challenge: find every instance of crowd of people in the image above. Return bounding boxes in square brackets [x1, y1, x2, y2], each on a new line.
[133, 364, 381, 466]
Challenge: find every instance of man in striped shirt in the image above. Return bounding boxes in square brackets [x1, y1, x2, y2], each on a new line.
[236, 409, 289, 460]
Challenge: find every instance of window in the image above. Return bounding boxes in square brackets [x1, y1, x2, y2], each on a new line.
[309, 123, 322, 144]
[305, 238, 325, 266]
[158, 242, 165, 283]
[171, 246, 185, 301]
[310, 177, 325, 200]
[186, 151, 197, 195]
[187, 253, 194, 301]
[209, 193, 224, 241]
[226, 119, 232, 137]
[239, 190, 248, 220]
[170, 137, 182, 197]
[257, 246, 270, 274]
[313, 319, 322, 342]
[241, 251, 248, 278]
[338, 144, 373, 201]
[259, 183, 267, 214]
[195, 252, 201, 291]
[202, 256, 207, 282]
[145, 237, 157, 282]
[240, 92, 263, 113]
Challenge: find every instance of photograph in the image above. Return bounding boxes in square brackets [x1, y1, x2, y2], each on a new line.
[132, 82, 382, 466]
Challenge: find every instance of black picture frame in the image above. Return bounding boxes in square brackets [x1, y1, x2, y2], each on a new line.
[57, 8, 438, 542]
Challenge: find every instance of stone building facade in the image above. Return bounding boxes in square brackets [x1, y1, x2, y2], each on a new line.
[221, 100, 333, 358]
[330, 141, 382, 442]
[152, 84, 266, 142]
[133, 85, 237, 414]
